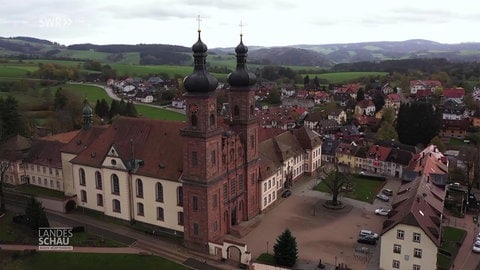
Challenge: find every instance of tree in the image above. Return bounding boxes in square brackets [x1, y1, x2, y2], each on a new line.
[376, 122, 398, 141]
[24, 196, 49, 231]
[0, 96, 28, 141]
[124, 101, 138, 117]
[382, 107, 395, 125]
[396, 102, 441, 147]
[266, 89, 281, 105]
[0, 161, 10, 215]
[109, 100, 120, 118]
[273, 229, 298, 267]
[54, 87, 68, 110]
[429, 136, 446, 153]
[95, 98, 110, 119]
[321, 164, 350, 206]
[303, 75, 310, 87]
[356, 88, 365, 102]
[372, 92, 385, 112]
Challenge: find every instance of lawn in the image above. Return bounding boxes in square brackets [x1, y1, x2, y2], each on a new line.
[0, 66, 31, 77]
[301, 72, 388, 84]
[256, 253, 275, 265]
[15, 184, 65, 199]
[0, 251, 189, 270]
[437, 226, 466, 270]
[314, 174, 386, 203]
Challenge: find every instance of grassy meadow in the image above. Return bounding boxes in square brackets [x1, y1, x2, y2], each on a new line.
[302, 71, 388, 84]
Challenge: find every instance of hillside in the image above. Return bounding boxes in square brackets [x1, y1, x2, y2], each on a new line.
[1, 36, 480, 67]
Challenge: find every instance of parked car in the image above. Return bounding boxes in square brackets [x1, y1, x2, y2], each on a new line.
[374, 208, 391, 216]
[357, 236, 377, 245]
[473, 241, 480, 253]
[376, 194, 389, 202]
[359, 229, 379, 239]
[281, 189, 292, 198]
[382, 189, 393, 196]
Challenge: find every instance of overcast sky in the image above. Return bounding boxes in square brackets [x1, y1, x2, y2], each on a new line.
[1, 0, 479, 48]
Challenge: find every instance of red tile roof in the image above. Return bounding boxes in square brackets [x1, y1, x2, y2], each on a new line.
[68, 117, 187, 181]
[442, 88, 465, 99]
[367, 145, 391, 161]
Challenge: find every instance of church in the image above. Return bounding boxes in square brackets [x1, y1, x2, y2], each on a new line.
[13, 29, 322, 261]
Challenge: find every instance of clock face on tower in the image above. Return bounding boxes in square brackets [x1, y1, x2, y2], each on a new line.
[189, 103, 199, 113]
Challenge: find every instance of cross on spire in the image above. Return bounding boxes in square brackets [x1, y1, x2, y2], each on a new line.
[239, 20, 245, 36]
[196, 15, 202, 32]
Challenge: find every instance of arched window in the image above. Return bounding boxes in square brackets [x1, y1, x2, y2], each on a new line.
[210, 114, 215, 127]
[95, 171, 102, 189]
[234, 105, 240, 116]
[136, 178, 143, 198]
[112, 199, 121, 212]
[111, 174, 119, 194]
[79, 168, 86, 186]
[177, 186, 183, 206]
[191, 115, 198, 127]
[156, 182, 164, 202]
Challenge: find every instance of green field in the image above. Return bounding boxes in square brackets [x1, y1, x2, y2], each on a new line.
[0, 66, 32, 77]
[0, 251, 188, 270]
[302, 72, 388, 83]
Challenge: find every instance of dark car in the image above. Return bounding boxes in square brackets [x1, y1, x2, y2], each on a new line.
[382, 189, 393, 196]
[281, 189, 292, 198]
[357, 236, 377, 245]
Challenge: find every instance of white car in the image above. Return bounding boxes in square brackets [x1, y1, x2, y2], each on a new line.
[473, 241, 480, 253]
[375, 208, 391, 216]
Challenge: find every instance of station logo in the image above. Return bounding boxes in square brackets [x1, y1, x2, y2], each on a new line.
[38, 227, 73, 250]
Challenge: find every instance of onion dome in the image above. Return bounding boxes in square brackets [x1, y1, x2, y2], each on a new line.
[82, 98, 93, 116]
[227, 34, 256, 87]
[183, 30, 218, 93]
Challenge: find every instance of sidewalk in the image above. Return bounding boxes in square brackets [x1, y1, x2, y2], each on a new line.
[42, 208, 237, 270]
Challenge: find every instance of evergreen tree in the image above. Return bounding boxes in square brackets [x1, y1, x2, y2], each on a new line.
[356, 88, 365, 102]
[313, 76, 319, 87]
[109, 100, 120, 118]
[24, 196, 49, 231]
[124, 101, 138, 117]
[0, 96, 27, 141]
[303, 75, 310, 87]
[95, 99, 110, 119]
[396, 102, 441, 147]
[273, 229, 298, 267]
[54, 87, 68, 110]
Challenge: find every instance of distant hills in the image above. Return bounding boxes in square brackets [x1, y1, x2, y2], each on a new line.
[1, 36, 480, 67]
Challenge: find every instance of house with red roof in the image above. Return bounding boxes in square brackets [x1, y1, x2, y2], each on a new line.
[355, 100, 376, 116]
[442, 87, 465, 99]
[410, 80, 442, 95]
[385, 93, 402, 110]
[380, 145, 446, 270]
[365, 144, 392, 175]
[313, 91, 330, 104]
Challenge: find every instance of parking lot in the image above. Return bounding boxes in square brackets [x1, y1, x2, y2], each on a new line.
[237, 176, 402, 269]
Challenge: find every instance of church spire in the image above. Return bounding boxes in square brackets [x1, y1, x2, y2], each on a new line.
[82, 98, 93, 130]
[183, 16, 218, 93]
[227, 23, 256, 87]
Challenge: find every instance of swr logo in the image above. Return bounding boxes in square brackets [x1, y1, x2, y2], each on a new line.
[39, 15, 72, 28]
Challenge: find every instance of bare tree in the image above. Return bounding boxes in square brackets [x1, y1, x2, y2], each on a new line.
[0, 160, 10, 215]
[320, 163, 351, 206]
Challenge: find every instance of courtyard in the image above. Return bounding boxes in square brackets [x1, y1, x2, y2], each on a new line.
[236, 175, 402, 269]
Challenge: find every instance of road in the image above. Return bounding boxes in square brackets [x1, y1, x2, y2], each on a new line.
[67, 82, 186, 115]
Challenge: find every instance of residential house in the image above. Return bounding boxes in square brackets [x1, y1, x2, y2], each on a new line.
[321, 139, 340, 163]
[171, 97, 185, 109]
[335, 125, 363, 142]
[440, 119, 470, 139]
[381, 83, 395, 95]
[135, 91, 154, 103]
[409, 80, 442, 95]
[442, 99, 466, 120]
[380, 145, 446, 270]
[258, 154, 281, 211]
[335, 142, 358, 168]
[327, 109, 347, 124]
[442, 87, 465, 100]
[333, 92, 350, 107]
[365, 144, 391, 175]
[355, 100, 376, 116]
[313, 91, 330, 104]
[385, 93, 402, 111]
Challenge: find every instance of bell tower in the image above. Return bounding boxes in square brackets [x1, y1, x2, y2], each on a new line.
[180, 25, 225, 251]
[227, 32, 260, 219]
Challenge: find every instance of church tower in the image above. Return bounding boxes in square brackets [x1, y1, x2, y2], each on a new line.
[82, 98, 93, 130]
[227, 33, 260, 219]
[180, 27, 224, 251]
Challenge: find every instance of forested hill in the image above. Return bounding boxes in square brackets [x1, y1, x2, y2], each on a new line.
[1, 36, 480, 67]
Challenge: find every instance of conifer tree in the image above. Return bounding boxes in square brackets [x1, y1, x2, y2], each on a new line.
[273, 229, 298, 267]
